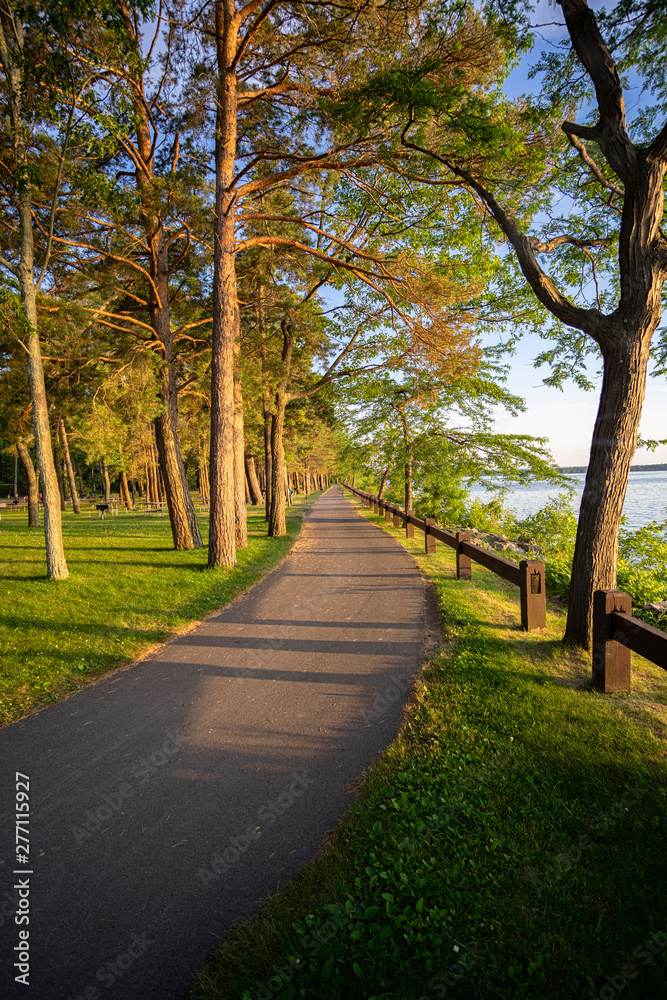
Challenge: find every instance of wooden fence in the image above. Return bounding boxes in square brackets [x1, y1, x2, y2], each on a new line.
[593, 590, 667, 691]
[342, 484, 667, 690]
[342, 483, 546, 631]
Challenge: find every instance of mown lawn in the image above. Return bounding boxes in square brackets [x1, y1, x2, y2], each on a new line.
[0, 495, 318, 727]
[189, 492, 667, 1000]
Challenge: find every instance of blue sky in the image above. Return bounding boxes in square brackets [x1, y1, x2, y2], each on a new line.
[490, 0, 667, 466]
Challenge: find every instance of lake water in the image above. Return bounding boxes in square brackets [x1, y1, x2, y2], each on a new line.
[469, 470, 667, 533]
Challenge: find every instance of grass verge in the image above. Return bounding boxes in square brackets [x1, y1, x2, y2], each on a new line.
[188, 491, 667, 1000]
[0, 494, 319, 727]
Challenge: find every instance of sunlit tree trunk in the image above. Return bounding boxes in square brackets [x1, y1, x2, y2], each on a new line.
[102, 456, 111, 505]
[16, 437, 39, 526]
[59, 418, 80, 514]
[208, 0, 239, 568]
[245, 453, 262, 504]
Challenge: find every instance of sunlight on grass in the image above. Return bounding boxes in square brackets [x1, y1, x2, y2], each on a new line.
[0, 495, 318, 727]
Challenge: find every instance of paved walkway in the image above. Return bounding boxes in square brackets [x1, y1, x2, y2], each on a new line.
[0, 487, 430, 1000]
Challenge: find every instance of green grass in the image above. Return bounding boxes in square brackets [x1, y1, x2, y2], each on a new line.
[0, 494, 319, 727]
[189, 493, 667, 1000]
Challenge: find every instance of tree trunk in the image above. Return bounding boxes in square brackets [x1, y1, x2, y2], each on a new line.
[233, 377, 248, 548]
[208, 0, 239, 568]
[13, 452, 18, 497]
[263, 408, 272, 519]
[378, 465, 390, 499]
[0, 6, 68, 578]
[75, 458, 85, 498]
[102, 456, 111, 505]
[564, 332, 652, 646]
[151, 268, 202, 549]
[269, 409, 287, 536]
[59, 418, 81, 514]
[54, 436, 67, 511]
[120, 471, 133, 510]
[16, 437, 39, 526]
[245, 453, 262, 504]
[269, 319, 294, 538]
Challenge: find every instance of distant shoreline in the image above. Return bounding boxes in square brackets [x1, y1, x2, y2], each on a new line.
[559, 464, 667, 474]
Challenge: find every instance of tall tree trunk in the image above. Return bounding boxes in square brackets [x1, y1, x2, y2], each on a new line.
[378, 465, 390, 499]
[151, 275, 202, 548]
[233, 378, 248, 548]
[269, 410, 287, 536]
[208, 0, 239, 568]
[263, 408, 272, 519]
[102, 456, 111, 505]
[16, 437, 39, 526]
[120, 471, 133, 510]
[54, 435, 67, 511]
[245, 453, 262, 504]
[269, 319, 294, 538]
[75, 458, 85, 497]
[0, 7, 67, 578]
[564, 332, 652, 646]
[59, 418, 81, 514]
[13, 452, 18, 496]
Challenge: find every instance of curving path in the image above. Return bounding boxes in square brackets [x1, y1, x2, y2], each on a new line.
[0, 486, 431, 1000]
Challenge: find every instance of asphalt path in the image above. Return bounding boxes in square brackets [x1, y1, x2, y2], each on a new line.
[0, 486, 433, 1000]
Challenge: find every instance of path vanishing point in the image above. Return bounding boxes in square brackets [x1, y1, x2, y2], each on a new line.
[0, 486, 432, 1000]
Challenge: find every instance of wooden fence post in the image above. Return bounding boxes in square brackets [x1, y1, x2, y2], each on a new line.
[424, 518, 436, 554]
[405, 510, 414, 538]
[519, 560, 546, 630]
[393, 510, 401, 528]
[456, 532, 471, 581]
[592, 590, 632, 692]
[373, 500, 379, 514]
[385, 505, 392, 523]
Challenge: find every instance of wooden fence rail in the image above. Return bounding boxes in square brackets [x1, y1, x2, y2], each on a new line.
[342, 483, 546, 631]
[341, 484, 667, 688]
[593, 590, 667, 691]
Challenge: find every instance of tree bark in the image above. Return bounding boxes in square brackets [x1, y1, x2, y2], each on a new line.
[120, 470, 133, 510]
[378, 465, 390, 499]
[564, 330, 652, 645]
[208, 0, 239, 568]
[54, 436, 67, 511]
[75, 458, 85, 497]
[16, 437, 39, 526]
[245, 453, 262, 504]
[102, 456, 111, 505]
[59, 418, 81, 514]
[233, 377, 248, 548]
[269, 319, 294, 537]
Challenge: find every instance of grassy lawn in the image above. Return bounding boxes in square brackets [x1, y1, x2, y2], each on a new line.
[0, 494, 319, 727]
[189, 492, 667, 1000]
